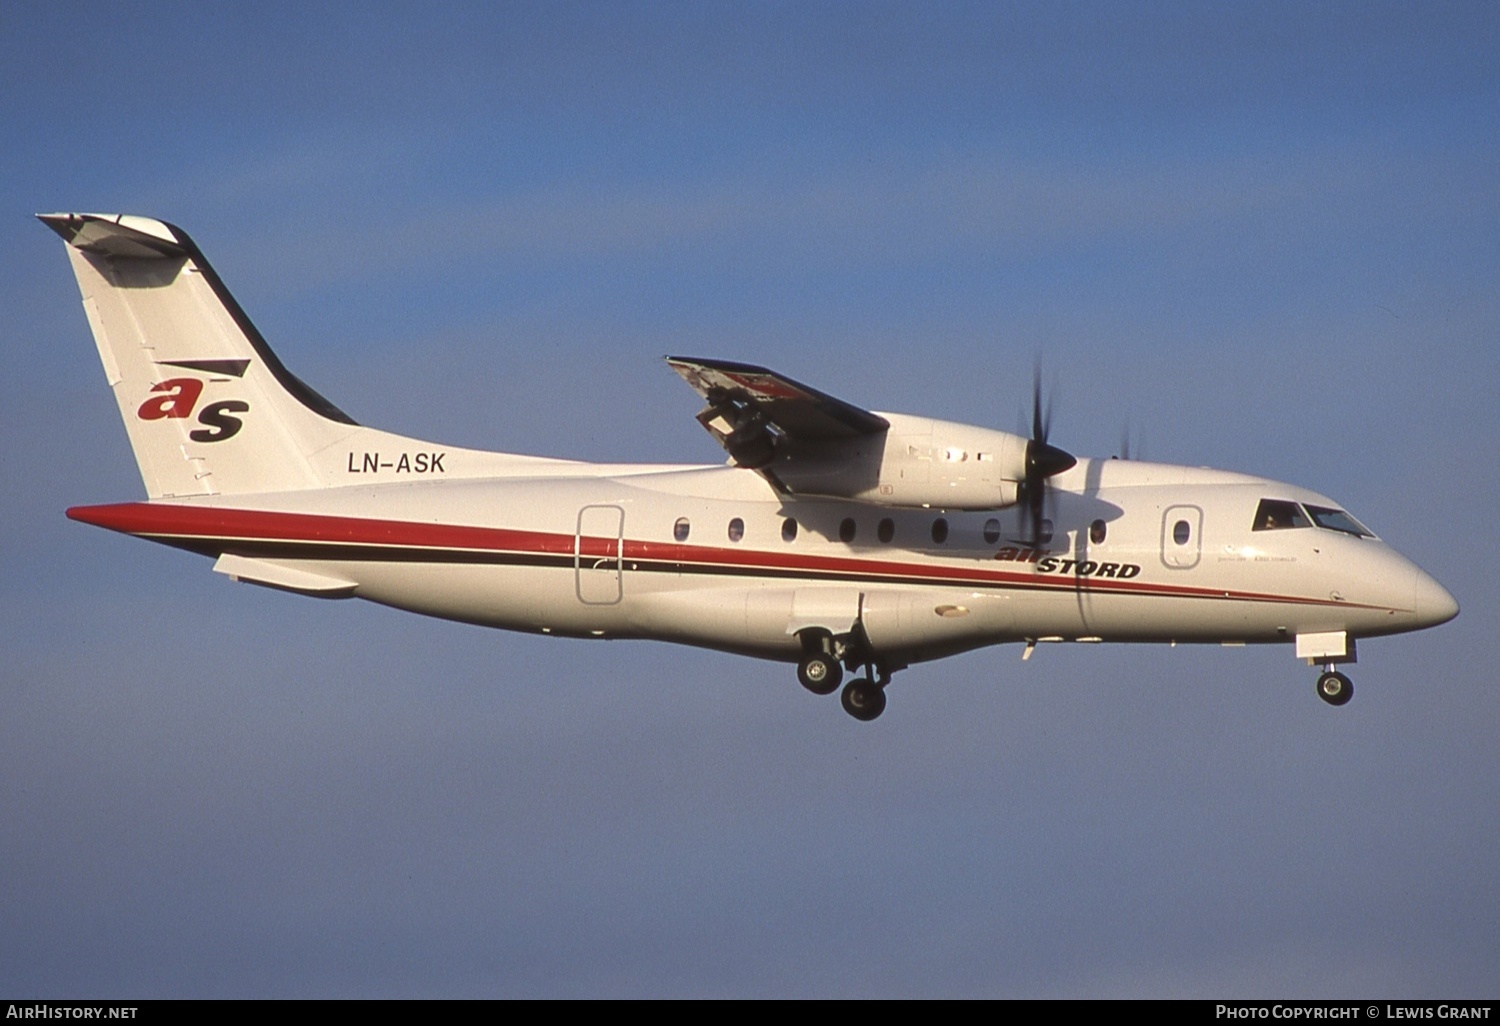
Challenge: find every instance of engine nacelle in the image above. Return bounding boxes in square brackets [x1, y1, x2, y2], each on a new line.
[775, 413, 1030, 510]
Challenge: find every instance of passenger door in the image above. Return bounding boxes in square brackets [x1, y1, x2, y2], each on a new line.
[575, 505, 624, 604]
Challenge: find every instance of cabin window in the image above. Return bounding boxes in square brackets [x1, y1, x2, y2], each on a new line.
[839, 518, 857, 543]
[983, 518, 1001, 544]
[878, 518, 895, 543]
[1090, 519, 1107, 544]
[1172, 519, 1191, 545]
[931, 518, 949, 544]
[1038, 519, 1054, 544]
[1252, 498, 1310, 532]
[673, 517, 690, 542]
[728, 517, 744, 543]
[781, 518, 798, 542]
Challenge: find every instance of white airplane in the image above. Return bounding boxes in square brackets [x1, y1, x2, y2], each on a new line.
[42, 212, 1459, 721]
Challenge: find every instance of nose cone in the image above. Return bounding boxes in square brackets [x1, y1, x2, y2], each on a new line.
[1413, 568, 1459, 629]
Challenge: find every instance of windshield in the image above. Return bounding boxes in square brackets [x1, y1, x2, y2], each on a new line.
[1304, 504, 1376, 539]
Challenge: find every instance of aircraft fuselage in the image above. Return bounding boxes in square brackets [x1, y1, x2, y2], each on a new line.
[69, 455, 1454, 668]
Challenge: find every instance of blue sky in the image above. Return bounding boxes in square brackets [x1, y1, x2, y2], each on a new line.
[2, 1, 1497, 997]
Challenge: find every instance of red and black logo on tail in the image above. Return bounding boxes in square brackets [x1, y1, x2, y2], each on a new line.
[136, 360, 251, 443]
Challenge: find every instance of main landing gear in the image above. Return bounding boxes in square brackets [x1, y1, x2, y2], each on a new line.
[796, 627, 898, 722]
[796, 651, 842, 696]
[839, 676, 887, 722]
[1316, 667, 1354, 707]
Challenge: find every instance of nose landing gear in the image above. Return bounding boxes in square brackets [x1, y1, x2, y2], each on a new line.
[1316, 667, 1353, 707]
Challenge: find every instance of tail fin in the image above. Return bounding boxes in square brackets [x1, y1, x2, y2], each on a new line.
[41, 213, 359, 498]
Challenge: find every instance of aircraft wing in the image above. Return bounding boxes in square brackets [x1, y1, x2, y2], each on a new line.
[666, 357, 889, 475]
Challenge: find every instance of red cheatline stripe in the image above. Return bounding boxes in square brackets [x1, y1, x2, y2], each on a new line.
[68, 501, 572, 555]
[66, 501, 1375, 610]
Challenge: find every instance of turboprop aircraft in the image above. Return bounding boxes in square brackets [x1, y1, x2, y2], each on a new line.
[42, 212, 1459, 721]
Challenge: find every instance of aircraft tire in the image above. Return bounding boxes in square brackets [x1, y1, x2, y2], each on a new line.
[1316, 671, 1353, 707]
[797, 653, 842, 695]
[841, 678, 886, 721]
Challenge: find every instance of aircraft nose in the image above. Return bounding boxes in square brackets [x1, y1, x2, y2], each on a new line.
[1412, 567, 1459, 628]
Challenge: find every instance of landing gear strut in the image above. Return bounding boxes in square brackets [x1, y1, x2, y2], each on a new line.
[1316, 667, 1353, 707]
[838, 624, 894, 722]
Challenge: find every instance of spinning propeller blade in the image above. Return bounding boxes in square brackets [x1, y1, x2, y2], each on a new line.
[1019, 366, 1075, 544]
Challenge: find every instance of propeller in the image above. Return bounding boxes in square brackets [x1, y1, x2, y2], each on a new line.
[1018, 366, 1076, 545]
[1116, 418, 1144, 461]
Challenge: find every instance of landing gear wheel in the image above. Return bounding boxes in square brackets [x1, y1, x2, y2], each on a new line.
[797, 653, 842, 696]
[840, 678, 887, 721]
[1316, 671, 1353, 707]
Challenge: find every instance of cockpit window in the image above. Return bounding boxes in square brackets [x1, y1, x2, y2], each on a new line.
[1252, 499, 1310, 532]
[1305, 504, 1375, 538]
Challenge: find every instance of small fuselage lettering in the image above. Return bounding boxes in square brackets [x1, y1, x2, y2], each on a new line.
[346, 451, 447, 474]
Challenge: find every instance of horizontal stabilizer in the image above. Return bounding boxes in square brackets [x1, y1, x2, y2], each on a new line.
[213, 553, 358, 598]
[38, 213, 188, 260]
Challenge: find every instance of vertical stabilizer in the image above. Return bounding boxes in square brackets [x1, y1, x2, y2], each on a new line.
[40, 213, 359, 498]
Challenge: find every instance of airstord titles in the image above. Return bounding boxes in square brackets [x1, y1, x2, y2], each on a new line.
[994, 546, 1142, 579]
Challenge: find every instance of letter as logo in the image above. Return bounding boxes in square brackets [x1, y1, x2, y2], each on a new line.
[138, 378, 249, 443]
[189, 401, 249, 442]
[137, 378, 204, 420]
